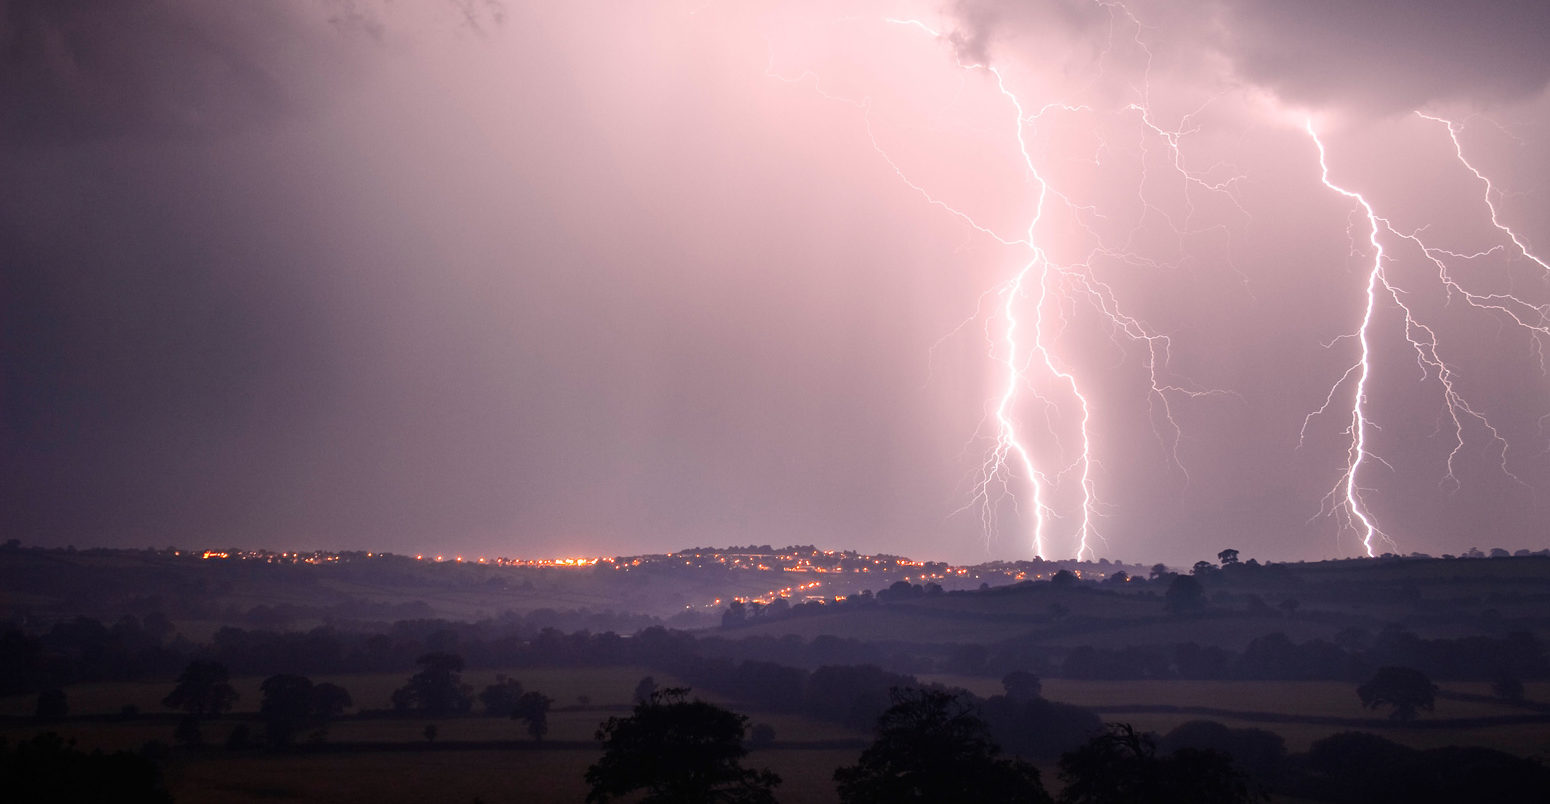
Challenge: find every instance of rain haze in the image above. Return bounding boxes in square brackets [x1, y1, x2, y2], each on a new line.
[4, 0, 1550, 566]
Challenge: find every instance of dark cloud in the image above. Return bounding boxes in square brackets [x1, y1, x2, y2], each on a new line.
[1218, 0, 1550, 112]
[946, 1, 1550, 113]
[947, 0, 1108, 64]
[0, 0, 357, 146]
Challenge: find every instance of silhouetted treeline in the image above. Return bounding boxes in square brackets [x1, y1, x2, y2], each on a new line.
[1280, 731, 1550, 803]
[0, 616, 185, 692]
[3, 612, 1546, 697]
[0, 732, 172, 803]
[1029, 628, 1547, 683]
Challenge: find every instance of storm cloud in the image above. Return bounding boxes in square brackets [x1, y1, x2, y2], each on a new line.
[4, 1, 1548, 564]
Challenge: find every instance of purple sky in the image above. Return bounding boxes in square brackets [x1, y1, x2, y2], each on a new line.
[4, 1, 1550, 566]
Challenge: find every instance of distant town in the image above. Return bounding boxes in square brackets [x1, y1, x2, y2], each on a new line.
[39, 540, 1151, 611]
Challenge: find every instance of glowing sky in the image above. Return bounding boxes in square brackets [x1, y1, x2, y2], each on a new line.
[4, 1, 1549, 565]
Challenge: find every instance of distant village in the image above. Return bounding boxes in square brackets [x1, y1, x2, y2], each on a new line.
[123, 542, 1152, 609]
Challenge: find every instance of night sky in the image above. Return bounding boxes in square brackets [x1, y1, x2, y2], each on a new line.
[4, 1, 1549, 566]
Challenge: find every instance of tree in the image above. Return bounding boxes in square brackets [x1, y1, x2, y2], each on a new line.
[834, 688, 1052, 804]
[479, 676, 526, 716]
[391, 652, 473, 716]
[513, 691, 552, 742]
[632, 675, 657, 704]
[1160, 720, 1285, 791]
[259, 674, 315, 747]
[0, 731, 172, 803]
[258, 675, 352, 747]
[174, 714, 203, 747]
[1217, 549, 1240, 566]
[1002, 671, 1042, 701]
[312, 683, 352, 720]
[163, 660, 238, 717]
[1491, 670, 1525, 703]
[34, 688, 67, 721]
[1058, 722, 1254, 804]
[585, 687, 781, 804]
[1164, 575, 1205, 614]
[1356, 666, 1437, 722]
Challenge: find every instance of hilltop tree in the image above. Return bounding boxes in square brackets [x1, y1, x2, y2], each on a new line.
[585, 687, 780, 804]
[163, 660, 238, 717]
[1217, 549, 1240, 566]
[835, 688, 1051, 804]
[1357, 666, 1437, 722]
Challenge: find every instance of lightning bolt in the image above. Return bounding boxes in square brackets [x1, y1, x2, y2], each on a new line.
[1302, 120, 1390, 556]
[876, 15, 1234, 560]
[1416, 112, 1549, 273]
[762, 3, 1545, 561]
[1303, 112, 1547, 556]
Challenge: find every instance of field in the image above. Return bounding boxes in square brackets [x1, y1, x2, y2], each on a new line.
[0, 667, 868, 804]
[927, 674, 1550, 757]
[9, 670, 1549, 802]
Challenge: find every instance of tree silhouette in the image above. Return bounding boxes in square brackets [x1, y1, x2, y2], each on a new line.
[1058, 722, 1254, 804]
[585, 687, 780, 804]
[34, 688, 67, 721]
[513, 691, 552, 742]
[259, 674, 315, 747]
[1002, 671, 1042, 701]
[479, 675, 525, 716]
[834, 687, 1052, 804]
[1217, 549, 1240, 566]
[1357, 666, 1437, 722]
[163, 660, 238, 717]
[259, 675, 353, 747]
[1491, 670, 1525, 702]
[391, 652, 473, 716]
[0, 732, 172, 803]
[632, 675, 657, 704]
[312, 683, 352, 720]
[1164, 575, 1205, 614]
